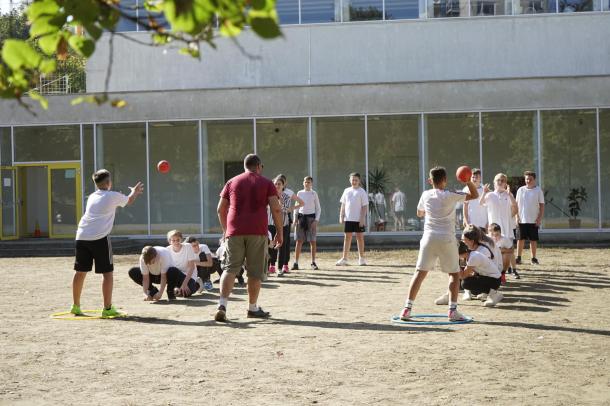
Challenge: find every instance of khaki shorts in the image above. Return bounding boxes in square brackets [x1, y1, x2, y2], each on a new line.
[416, 233, 459, 273]
[223, 235, 268, 280]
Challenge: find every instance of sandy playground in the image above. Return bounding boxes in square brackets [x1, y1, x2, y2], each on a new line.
[1, 248, 609, 405]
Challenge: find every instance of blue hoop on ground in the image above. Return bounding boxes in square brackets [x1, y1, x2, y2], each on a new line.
[391, 314, 474, 325]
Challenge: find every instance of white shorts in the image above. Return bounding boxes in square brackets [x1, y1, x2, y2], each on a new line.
[416, 233, 459, 274]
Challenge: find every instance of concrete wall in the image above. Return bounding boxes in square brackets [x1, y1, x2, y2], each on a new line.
[86, 13, 610, 93]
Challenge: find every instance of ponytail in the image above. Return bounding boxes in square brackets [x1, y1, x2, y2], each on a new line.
[462, 224, 495, 258]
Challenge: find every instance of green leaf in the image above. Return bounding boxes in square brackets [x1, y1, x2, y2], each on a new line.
[27, 0, 60, 20]
[29, 15, 63, 38]
[38, 32, 62, 55]
[219, 20, 242, 37]
[1, 40, 42, 70]
[153, 33, 171, 45]
[68, 36, 96, 58]
[84, 23, 103, 40]
[249, 16, 281, 39]
[144, 0, 164, 13]
[39, 59, 57, 74]
[64, 0, 100, 24]
[179, 46, 200, 58]
[29, 90, 49, 110]
[110, 99, 128, 108]
[71, 95, 98, 105]
[163, 0, 213, 35]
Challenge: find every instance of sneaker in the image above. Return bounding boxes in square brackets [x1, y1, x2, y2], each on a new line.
[268, 265, 276, 274]
[448, 309, 467, 322]
[358, 257, 367, 266]
[311, 262, 319, 270]
[512, 269, 521, 279]
[336, 258, 348, 266]
[247, 307, 271, 319]
[278, 268, 284, 277]
[70, 304, 84, 316]
[476, 293, 488, 301]
[214, 305, 227, 322]
[500, 272, 507, 286]
[196, 277, 205, 293]
[483, 289, 504, 307]
[434, 292, 449, 305]
[399, 307, 412, 321]
[291, 262, 299, 270]
[531, 257, 539, 265]
[516, 256, 522, 265]
[282, 265, 290, 274]
[462, 290, 474, 301]
[101, 305, 124, 318]
[203, 280, 214, 291]
[506, 267, 513, 274]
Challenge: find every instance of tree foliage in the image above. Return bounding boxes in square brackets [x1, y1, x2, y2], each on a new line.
[0, 0, 281, 109]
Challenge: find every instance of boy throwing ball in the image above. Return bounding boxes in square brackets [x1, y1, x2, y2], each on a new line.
[70, 169, 144, 317]
[399, 166, 478, 322]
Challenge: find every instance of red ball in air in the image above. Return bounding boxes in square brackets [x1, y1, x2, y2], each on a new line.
[456, 166, 472, 183]
[157, 160, 171, 174]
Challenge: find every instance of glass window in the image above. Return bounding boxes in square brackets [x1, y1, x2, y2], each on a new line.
[541, 110, 598, 229]
[301, 0, 340, 23]
[345, 0, 383, 20]
[385, 0, 420, 19]
[0, 127, 11, 166]
[256, 118, 309, 195]
[82, 125, 96, 200]
[202, 120, 254, 234]
[116, 0, 138, 32]
[277, 0, 300, 23]
[481, 111, 538, 191]
[149, 121, 201, 235]
[312, 116, 366, 232]
[599, 109, 610, 228]
[95, 123, 148, 234]
[515, 0, 557, 14]
[367, 115, 422, 232]
[470, 0, 512, 15]
[429, 0, 469, 17]
[558, 0, 596, 11]
[14, 125, 80, 162]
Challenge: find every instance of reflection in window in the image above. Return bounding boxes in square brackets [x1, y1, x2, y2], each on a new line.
[429, 0, 468, 17]
[202, 120, 254, 233]
[345, 0, 383, 21]
[558, 0, 595, 11]
[312, 116, 365, 232]
[149, 122, 200, 234]
[515, 0, 557, 14]
[116, 0, 138, 32]
[599, 109, 610, 228]
[541, 110, 598, 229]
[14, 125, 80, 162]
[470, 0, 512, 15]
[83, 125, 96, 199]
[0, 127, 11, 166]
[277, 0, 300, 24]
[367, 115, 422, 232]
[96, 123, 148, 234]
[482, 111, 538, 188]
[256, 118, 309, 195]
[385, 0, 420, 19]
[301, 0, 340, 23]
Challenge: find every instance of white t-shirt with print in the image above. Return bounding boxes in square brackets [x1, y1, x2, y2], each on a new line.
[467, 250, 501, 279]
[462, 185, 488, 228]
[483, 191, 514, 240]
[516, 186, 545, 224]
[139, 246, 172, 276]
[340, 187, 369, 222]
[392, 191, 406, 212]
[418, 189, 466, 236]
[76, 190, 129, 241]
[168, 243, 198, 280]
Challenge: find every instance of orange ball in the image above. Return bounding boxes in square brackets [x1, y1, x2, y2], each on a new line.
[456, 166, 472, 183]
[157, 160, 171, 174]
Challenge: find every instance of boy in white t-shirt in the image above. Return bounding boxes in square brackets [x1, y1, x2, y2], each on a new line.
[71, 169, 143, 317]
[391, 187, 406, 231]
[128, 246, 184, 301]
[167, 229, 201, 297]
[489, 223, 520, 280]
[399, 166, 478, 322]
[186, 236, 214, 291]
[336, 172, 369, 266]
[515, 171, 545, 265]
[293, 176, 322, 271]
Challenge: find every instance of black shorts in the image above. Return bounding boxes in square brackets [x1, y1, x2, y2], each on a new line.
[344, 221, 365, 233]
[517, 223, 539, 241]
[74, 236, 114, 273]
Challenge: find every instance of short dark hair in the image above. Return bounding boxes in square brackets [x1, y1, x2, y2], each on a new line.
[92, 169, 111, 186]
[458, 241, 469, 255]
[186, 236, 199, 244]
[524, 171, 536, 179]
[472, 168, 482, 176]
[349, 172, 361, 179]
[244, 154, 261, 171]
[304, 176, 313, 182]
[429, 166, 446, 185]
[489, 223, 502, 233]
[141, 246, 157, 265]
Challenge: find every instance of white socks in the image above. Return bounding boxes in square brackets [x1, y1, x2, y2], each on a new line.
[219, 297, 228, 307]
[248, 303, 259, 312]
[405, 299, 414, 309]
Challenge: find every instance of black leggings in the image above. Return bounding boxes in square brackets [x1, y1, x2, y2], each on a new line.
[462, 274, 501, 295]
[128, 266, 199, 297]
[269, 224, 290, 267]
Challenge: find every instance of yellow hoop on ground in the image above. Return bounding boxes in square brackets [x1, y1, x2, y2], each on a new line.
[51, 310, 128, 320]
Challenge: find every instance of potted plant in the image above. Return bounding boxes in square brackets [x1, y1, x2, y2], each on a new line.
[567, 186, 588, 228]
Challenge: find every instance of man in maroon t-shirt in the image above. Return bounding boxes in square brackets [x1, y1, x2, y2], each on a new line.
[214, 153, 283, 322]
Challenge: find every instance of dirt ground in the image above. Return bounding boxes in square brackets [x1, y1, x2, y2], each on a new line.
[1, 248, 609, 405]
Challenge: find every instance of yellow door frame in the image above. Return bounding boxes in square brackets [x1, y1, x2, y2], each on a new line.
[12, 162, 82, 239]
[0, 166, 19, 240]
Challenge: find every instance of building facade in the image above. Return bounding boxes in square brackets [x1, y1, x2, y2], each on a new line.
[0, 6, 609, 241]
